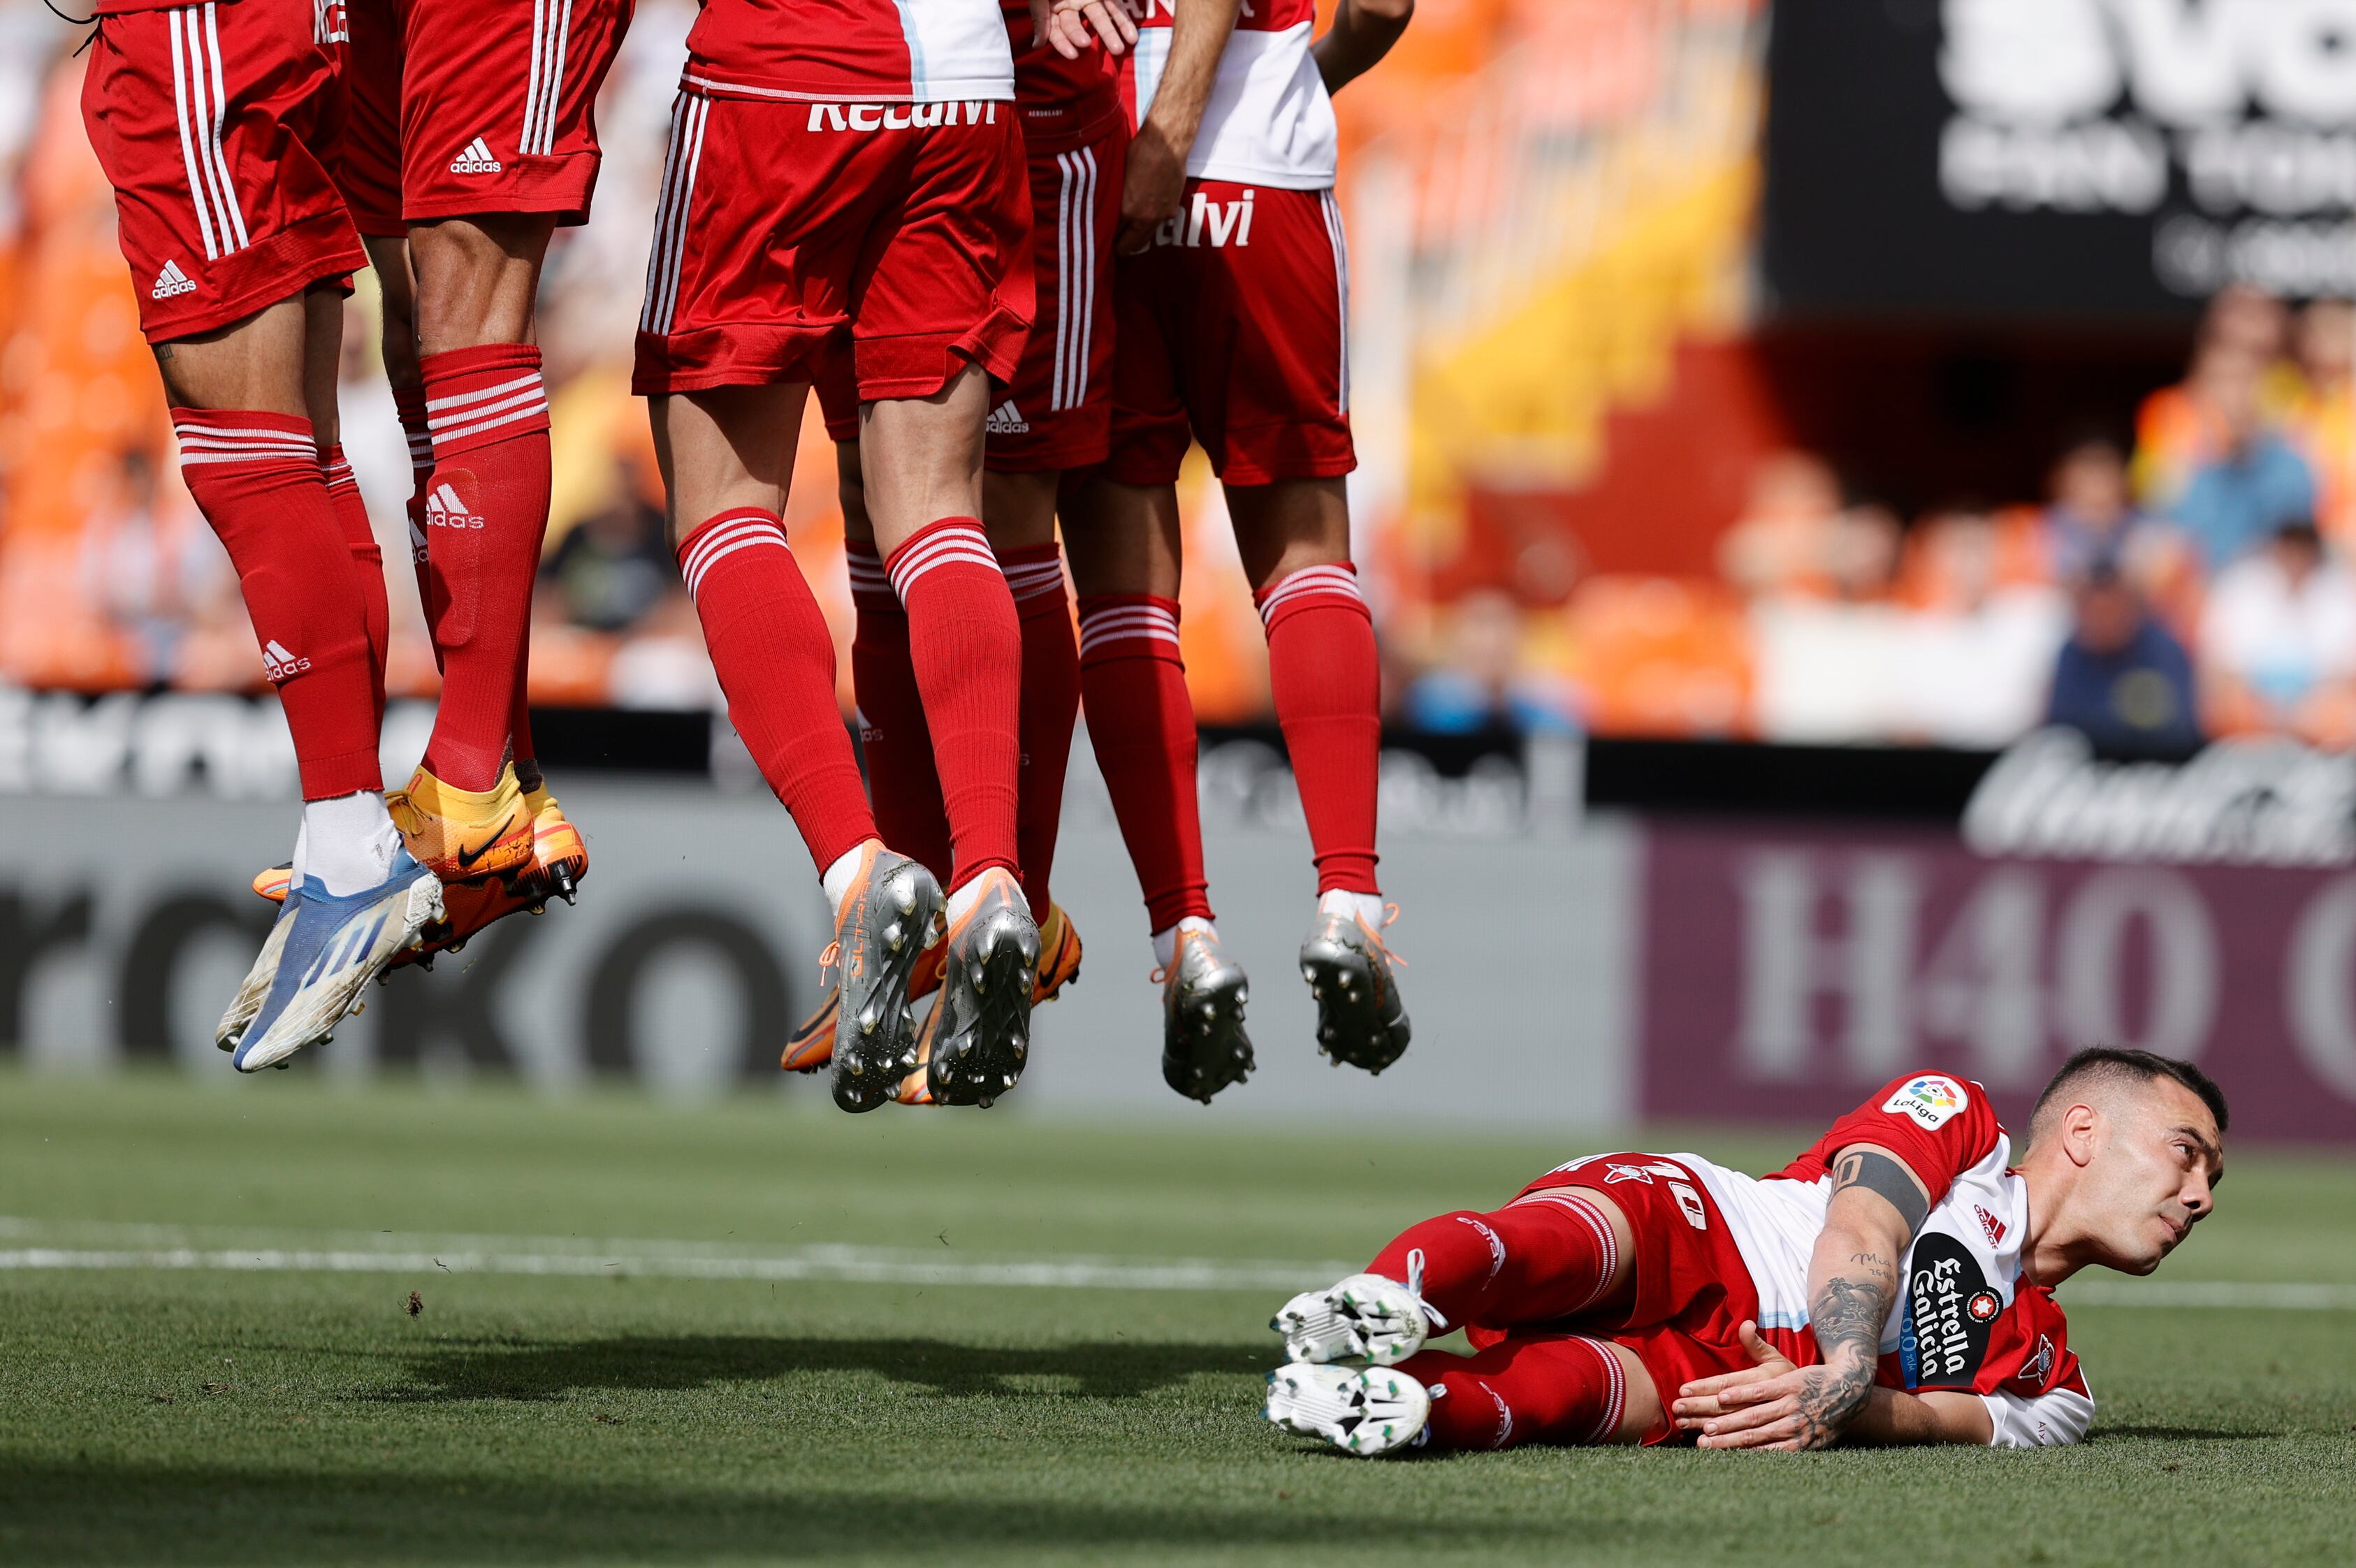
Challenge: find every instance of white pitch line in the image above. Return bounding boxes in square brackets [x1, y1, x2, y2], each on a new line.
[0, 1220, 2348, 1308]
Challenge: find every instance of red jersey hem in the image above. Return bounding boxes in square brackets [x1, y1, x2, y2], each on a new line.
[404, 155, 603, 227]
[631, 322, 841, 396]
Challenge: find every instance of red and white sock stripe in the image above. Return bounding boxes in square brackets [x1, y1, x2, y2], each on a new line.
[678, 509, 790, 602]
[845, 541, 896, 613]
[999, 550, 1068, 607]
[1255, 563, 1366, 628]
[1579, 1337, 1627, 1444]
[1506, 1188, 1620, 1312]
[1077, 597, 1181, 660]
[885, 519, 998, 603]
[425, 368, 548, 452]
[321, 448, 361, 498]
[171, 411, 316, 469]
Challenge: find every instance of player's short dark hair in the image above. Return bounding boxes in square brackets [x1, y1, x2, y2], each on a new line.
[2033, 1048, 2230, 1136]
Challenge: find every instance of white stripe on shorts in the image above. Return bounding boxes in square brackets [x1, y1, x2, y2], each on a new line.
[640, 92, 711, 336]
[1320, 189, 1350, 416]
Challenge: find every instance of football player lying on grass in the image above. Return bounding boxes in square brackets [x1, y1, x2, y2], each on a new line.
[1265, 1048, 2226, 1453]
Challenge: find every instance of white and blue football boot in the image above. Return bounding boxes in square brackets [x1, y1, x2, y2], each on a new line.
[229, 848, 444, 1073]
[1265, 1363, 1432, 1457]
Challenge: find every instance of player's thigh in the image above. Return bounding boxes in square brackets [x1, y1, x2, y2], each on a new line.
[858, 362, 993, 553]
[649, 383, 810, 544]
[150, 295, 313, 416]
[982, 469, 1060, 551]
[1059, 474, 1182, 599]
[1226, 475, 1349, 588]
[407, 213, 558, 351]
[80, 0, 363, 364]
[396, 0, 628, 226]
[1103, 243, 1198, 492]
[1198, 184, 1355, 488]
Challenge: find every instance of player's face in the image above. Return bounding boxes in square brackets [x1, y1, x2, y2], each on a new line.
[2086, 1079, 2224, 1275]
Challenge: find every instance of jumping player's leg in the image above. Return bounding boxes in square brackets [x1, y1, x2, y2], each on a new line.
[982, 467, 1079, 923]
[653, 384, 940, 1112]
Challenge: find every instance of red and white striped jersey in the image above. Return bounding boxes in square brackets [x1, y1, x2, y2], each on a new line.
[1670, 1073, 2097, 1448]
[685, 0, 1015, 105]
[1125, 0, 1336, 189]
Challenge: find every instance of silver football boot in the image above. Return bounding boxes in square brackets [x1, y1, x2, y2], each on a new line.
[1300, 904, 1411, 1073]
[827, 842, 945, 1113]
[924, 867, 1040, 1108]
[1158, 926, 1253, 1103]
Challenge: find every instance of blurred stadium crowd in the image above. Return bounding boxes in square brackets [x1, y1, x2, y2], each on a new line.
[2, 0, 2348, 759]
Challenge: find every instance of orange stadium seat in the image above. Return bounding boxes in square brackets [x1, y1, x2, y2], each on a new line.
[1562, 574, 1752, 737]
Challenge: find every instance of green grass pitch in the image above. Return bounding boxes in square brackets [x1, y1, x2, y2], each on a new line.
[2, 1067, 2352, 1567]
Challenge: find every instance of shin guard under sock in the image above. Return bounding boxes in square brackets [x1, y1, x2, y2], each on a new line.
[885, 518, 1022, 893]
[848, 541, 954, 884]
[998, 542, 1079, 913]
[681, 509, 876, 873]
[1399, 1335, 1630, 1451]
[1077, 594, 1211, 933]
[173, 409, 382, 800]
[1368, 1193, 1620, 1329]
[419, 343, 550, 790]
[1256, 563, 1381, 896]
[321, 444, 388, 724]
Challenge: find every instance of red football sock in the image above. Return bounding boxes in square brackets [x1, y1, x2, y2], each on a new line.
[321, 444, 388, 725]
[998, 542, 1079, 913]
[173, 409, 382, 801]
[393, 384, 443, 668]
[1399, 1335, 1631, 1451]
[1077, 595, 1212, 933]
[886, 518, 1022, 894]
[510, 651, 538, 784]
[848, 540, 952, 883]
[1368, 1191, 1620, 1329]
[1256, 563, 1381, 896]
[418, 342, 550, 790]
[681, 509, 876, 874]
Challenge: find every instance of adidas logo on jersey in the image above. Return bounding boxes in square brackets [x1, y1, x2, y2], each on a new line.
[261, 639, 312, 681]
[986, 400, 1029, 435]
[1154, 188, 1256, 249]
[449, 137, 503, 174]
[424, 482, 485, 529]
[151, 260, 197, 299]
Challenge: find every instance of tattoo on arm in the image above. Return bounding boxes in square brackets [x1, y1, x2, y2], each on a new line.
[1832, 1149, 1929, 1235]
[1794, 1270, 1889, 1446]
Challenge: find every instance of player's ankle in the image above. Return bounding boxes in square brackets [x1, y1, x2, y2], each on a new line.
[1151, 916, 1215, 971]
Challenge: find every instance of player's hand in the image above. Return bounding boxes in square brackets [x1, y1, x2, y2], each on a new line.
[1033, 0, 1136, 59]
[1676, 1323, 1869, 1451]
[1670, 1322, 1794, 1426]
[1117, 121, 1186, 254]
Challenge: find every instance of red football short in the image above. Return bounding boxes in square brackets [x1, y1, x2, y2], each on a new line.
[1487, 1153, 1774, 1444]
[812, 117, 1119, 469]
[329, 0, 404, 236]
[81, 0, 368, 342]
[634, 91, 1032, 400]
[1107, 179, 1355, 488]
[395, 0, 631, 224]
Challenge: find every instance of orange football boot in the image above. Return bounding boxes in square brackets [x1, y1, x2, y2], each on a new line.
[389, 763, 536, 883]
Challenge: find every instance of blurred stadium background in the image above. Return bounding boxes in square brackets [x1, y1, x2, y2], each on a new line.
[4, 0, 2356, 1145]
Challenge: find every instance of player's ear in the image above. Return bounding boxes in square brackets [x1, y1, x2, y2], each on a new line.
[2063, 1101, 2100, 1168]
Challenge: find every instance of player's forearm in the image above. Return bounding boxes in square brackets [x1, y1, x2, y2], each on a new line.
[1143, 0, 1242, 157]
[1798, 1210, 1904, 1438]
[1314, 0, 1412, 95]
[1844, 1388, 1995, 1447]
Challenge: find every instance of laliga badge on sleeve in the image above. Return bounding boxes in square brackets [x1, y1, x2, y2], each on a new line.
[1883, 1073, 1969, 1130]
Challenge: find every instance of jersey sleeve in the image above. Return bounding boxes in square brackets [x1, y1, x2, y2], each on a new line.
[1980, 1369, 2094, 1448]
[1782, 1072, 2003, 1205]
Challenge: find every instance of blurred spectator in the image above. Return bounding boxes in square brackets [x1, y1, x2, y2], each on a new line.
[1717, 451, 1844, 597]
[2041, 438, 2153, 583]
[541, 477, 672, 632]
[608, 588, 723, 709]
[1402, 588, 1578, 734]
[1887, 505, 2068, 748]
[2044, 559, 2201, 756]
[2288, 298, 2356, 545]
[2199, 521, 2356, 746]
[2167, 345, 2317, 572]
[78, 448, 231, 685]
[2132, 285, 2300, 514]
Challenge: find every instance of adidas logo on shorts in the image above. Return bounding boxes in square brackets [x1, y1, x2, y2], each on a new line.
[449, 137, 504, 174]
[261, 639, 312, 681]
[986, 399, 1029, 435]
[151, 260, 197, 299]
[424, 482, 485, 530]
